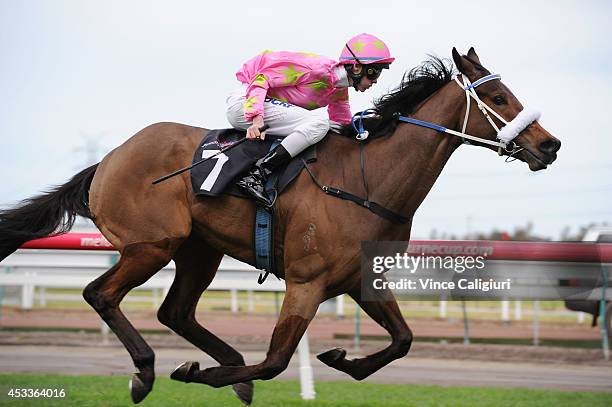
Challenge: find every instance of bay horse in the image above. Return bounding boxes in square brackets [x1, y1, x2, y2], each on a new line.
[0, 48, 560, 404]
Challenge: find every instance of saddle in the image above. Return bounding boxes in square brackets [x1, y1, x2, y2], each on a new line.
[190, 128, 316, 200]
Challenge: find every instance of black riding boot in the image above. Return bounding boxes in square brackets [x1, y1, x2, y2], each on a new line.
[237, 144, 292, 206]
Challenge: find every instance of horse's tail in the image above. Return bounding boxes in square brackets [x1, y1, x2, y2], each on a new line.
[0, 163, 99, 261]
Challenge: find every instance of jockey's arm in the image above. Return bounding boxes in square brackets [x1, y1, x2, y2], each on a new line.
[327, 88, 352, 128]
[244, 72, 296, 140]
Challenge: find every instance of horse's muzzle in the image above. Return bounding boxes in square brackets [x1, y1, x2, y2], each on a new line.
[539, 138, 561, 157]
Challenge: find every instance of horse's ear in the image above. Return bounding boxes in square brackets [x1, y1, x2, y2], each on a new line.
[452, 47, 464, 72]
[467, 47, 481, 65]
[452, 47, 479, 78]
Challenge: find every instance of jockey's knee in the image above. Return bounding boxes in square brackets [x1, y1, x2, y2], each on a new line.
[226, 109, 242, 130]
[303, 116, 330, 144]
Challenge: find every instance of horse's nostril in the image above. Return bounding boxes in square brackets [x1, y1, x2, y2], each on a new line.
[539, 139, 561, 154]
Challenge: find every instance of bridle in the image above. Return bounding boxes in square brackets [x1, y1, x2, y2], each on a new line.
[354, 72, 541, 161]
[400, 73, 541, 160]
[453, 73, 539, 158]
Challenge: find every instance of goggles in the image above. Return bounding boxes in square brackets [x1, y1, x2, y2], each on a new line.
[351, 64, 384, 80]
[365, 66, 383, 80]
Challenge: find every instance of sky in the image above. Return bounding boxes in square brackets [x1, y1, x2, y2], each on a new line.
[1, 0, 611, 240]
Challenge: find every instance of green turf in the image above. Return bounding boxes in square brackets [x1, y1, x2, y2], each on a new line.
[0, 374, 610, 407]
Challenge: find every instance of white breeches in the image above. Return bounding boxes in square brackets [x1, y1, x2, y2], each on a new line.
[225, 85, 330, 157]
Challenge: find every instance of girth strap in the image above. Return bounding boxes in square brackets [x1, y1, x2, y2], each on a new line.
[322, 185, 410, 224]
[302, 160, 410, 224]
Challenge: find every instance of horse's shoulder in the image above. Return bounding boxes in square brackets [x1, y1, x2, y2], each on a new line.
[314, 133, 361, 163]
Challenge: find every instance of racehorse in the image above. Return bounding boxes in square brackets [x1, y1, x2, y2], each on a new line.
[0, 48, 560, 404]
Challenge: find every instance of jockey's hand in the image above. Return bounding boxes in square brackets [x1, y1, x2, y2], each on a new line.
[247, 116, 266, 140]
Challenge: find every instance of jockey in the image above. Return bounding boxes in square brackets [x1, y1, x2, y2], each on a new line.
[226, 33, 394, 206]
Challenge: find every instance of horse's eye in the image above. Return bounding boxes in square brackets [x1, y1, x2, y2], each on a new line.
[493, 95, 506, 105]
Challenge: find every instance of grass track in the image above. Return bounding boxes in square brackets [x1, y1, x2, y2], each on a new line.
[0, 374, 611, 406]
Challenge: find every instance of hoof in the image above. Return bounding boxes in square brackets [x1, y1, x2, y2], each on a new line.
[317, 347, 347, 367]
[170, 361, 199, 383]
[129, 373, 152, 404]
[231, 381, 254, 405]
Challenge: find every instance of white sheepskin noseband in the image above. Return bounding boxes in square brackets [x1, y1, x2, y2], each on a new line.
[497, 107, 541, 144]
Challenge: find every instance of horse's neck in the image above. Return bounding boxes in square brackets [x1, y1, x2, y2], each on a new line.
[367, 84, 464, 220]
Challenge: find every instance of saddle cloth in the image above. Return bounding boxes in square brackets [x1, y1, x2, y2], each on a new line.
[191, 128, 316, 198]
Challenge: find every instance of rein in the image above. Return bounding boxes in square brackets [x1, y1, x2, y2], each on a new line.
[354, 73, 541, 161]
[400, 73, 540, 159]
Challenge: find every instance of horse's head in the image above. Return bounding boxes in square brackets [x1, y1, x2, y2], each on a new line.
[451, 47, 561, 171]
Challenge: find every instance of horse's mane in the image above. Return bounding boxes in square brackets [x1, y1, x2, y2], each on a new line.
[340, 56, 456, 138]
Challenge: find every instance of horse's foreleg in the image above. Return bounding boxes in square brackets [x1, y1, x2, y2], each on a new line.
[82, 238, 180, 404]
[157, 237, 253, 405]
[317, 282, 413, 380]
[184, 282, 322, 388]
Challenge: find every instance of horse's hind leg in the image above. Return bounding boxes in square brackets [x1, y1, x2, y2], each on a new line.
[83, 237, 182, 404]
[179, 281, 322, 388]
[317, 281, 413, 380]
[157, 236, 254, 405]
